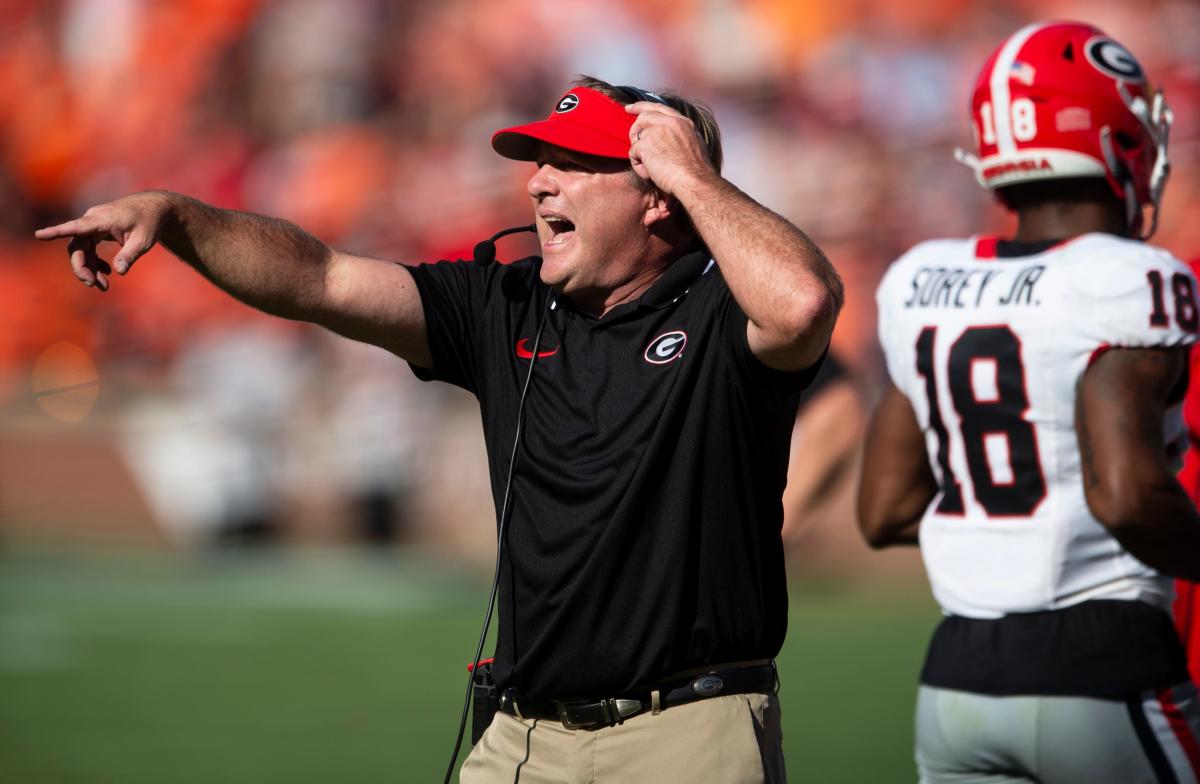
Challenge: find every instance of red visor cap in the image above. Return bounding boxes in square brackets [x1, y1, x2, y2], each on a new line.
[492, 87, 636, 161]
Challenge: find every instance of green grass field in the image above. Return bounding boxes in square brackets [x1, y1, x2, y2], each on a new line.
[0, 545, 938, 783]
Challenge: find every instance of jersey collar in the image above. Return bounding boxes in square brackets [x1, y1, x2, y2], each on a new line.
[552, 250, 715, 324]
[974, 234, 1079, 259]
[635, 250, 714, 310]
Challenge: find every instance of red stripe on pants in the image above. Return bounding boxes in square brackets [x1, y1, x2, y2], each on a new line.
[1158, 688, 1200, 777]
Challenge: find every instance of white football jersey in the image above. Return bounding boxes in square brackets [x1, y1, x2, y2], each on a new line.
[876, 233, 1198, 618]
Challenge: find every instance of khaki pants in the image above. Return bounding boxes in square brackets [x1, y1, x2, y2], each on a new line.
[460, 692, 785, 783]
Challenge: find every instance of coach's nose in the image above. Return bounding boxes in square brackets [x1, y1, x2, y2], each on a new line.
[527, 162, 562, 201]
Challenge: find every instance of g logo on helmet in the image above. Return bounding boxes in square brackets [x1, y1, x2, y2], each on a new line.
[556, 94, 580, 113]
[1084, 37, 1145, 82]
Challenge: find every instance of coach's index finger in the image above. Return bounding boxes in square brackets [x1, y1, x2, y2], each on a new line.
[34, 216, 96, 241]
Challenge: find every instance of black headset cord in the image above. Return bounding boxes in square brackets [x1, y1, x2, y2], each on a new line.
[442, 291, 554, 784]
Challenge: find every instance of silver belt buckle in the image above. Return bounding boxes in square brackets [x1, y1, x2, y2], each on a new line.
[558, 701, 590, 730]
[558, 698, 643, 729]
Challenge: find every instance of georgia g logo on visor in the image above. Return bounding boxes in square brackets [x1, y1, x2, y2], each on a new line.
[555, 94, 580, 113]
[644, 331, 687, 364]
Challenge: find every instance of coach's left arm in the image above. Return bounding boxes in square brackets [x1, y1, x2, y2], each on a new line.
[627, 102, 843, 372]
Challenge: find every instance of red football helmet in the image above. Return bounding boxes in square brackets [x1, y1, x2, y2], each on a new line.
[956, 21, 1173, 238]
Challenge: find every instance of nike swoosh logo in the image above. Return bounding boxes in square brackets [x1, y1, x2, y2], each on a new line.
[515, 338, 559, 359]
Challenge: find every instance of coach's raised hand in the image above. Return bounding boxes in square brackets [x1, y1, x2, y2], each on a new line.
[626, 101, 840, 372]
[35, 191, 171, 291]
[625, 101, 716, 197]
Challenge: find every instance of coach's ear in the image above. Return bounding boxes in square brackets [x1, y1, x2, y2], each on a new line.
[642, 189, 675, 228]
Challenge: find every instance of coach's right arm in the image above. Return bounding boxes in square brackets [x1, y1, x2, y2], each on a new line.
[35, 190, 433, 367]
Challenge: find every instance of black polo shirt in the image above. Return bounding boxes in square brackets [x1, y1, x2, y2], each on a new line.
[407, 251, 821, 700]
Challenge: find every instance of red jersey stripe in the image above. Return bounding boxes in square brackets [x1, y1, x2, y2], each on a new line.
[975, 235, 999, 259]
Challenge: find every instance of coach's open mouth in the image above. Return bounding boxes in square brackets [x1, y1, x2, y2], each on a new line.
[543, 215, 576, 247]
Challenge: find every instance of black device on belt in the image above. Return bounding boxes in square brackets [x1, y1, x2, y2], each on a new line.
[496, 661, 777, 731]
[470, 659, 500, 745]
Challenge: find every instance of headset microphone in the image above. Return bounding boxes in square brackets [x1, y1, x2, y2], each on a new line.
[472, 224, 537, 265]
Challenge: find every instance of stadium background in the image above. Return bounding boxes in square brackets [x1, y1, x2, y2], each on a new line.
[1, 0, 1197, 781]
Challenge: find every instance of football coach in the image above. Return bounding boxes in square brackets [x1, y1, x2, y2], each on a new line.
[37, 76, 842, 783]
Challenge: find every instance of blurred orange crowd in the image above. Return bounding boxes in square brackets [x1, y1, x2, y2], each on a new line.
[2, 0, 1198, 390]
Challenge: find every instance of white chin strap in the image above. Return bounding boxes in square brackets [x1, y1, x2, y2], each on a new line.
[953, 147, 983, 186]
[953, 147, 980, 169]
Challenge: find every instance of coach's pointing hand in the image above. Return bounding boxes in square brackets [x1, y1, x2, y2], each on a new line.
[35, 191, 171, 291]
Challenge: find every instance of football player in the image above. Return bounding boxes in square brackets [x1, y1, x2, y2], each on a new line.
[859, 21, 1200, 784]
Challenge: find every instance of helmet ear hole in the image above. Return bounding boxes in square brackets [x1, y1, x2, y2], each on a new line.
[1114, 131, 1139, 150]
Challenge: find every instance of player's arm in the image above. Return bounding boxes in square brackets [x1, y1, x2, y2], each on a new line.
[782, 380, 864, 542]
[857, 381, 938, 548]
[1077, 346, 1200, 580]
[34, 190, 433, 366]
[625, 103, 843, 372]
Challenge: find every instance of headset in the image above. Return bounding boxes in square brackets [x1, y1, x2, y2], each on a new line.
[619, 85, 666, 105]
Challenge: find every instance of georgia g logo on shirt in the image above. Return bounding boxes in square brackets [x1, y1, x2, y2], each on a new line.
[644, 331, 687, 364]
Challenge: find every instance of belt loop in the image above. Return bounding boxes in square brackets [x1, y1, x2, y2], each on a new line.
[651, 689, 661, 715]
[500, 687, 526, 720]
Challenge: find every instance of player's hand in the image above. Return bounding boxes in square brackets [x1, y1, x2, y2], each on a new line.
[34, 191, 172, 292]
[626, 101, 718, 197]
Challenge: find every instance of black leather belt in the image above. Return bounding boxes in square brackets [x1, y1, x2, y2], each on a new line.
[497, 661, 777, 730]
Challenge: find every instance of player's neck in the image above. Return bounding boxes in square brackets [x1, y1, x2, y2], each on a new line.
[1013, 200, 1128, 244]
